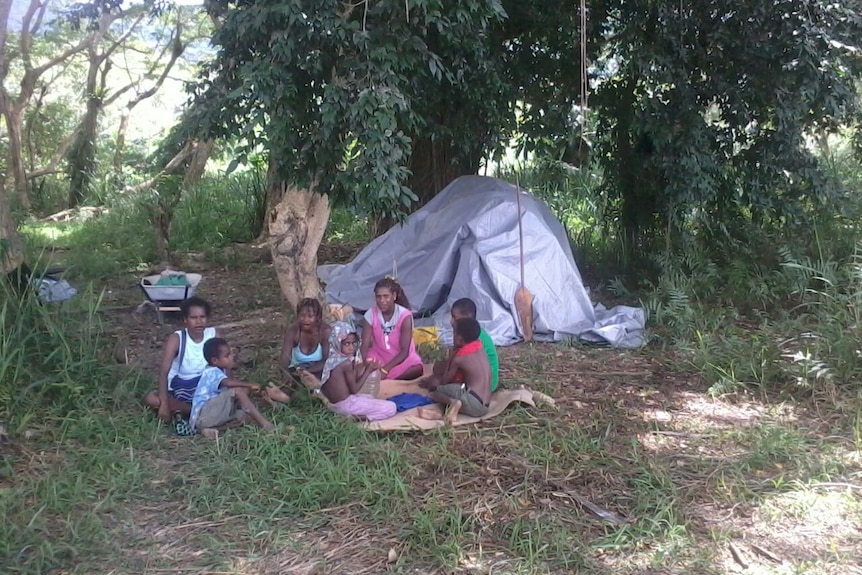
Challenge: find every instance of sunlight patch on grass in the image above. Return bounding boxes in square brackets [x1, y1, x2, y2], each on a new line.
[21, 222, 78, 244]
[739, 487, 862, 574]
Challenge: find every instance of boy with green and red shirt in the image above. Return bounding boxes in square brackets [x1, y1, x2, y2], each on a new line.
[431, 297, 500, 392]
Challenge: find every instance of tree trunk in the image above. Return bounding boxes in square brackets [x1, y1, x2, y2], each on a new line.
[267, 177, 330, 311]
[0, 182, 23, 273]
[113, 108, 129, 177]
[408, 135, 481, 205]
[3, 105, 32, 211]
[181, 139, 214, 189]
[369, 135, 479, 237]
[67, 94, 100, 208]
[152, 205, 172, 266]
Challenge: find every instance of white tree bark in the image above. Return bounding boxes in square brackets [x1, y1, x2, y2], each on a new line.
[267, 177, 330, 310]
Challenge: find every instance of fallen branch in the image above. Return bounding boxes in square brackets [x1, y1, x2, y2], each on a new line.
[749, 543, 782, 564]
[593, 371, 652, 378]
[728, 542, 748, 569]
[550, 490, 629, 525]
[216, 317, 273, 332]
[807, 482, 862, 490]
[41, 206, 107, 222]
[650, 430, 714, 438]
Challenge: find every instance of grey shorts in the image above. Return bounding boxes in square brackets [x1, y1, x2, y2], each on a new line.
[437, 383, 489, 418]
[196, 389, 246, 429]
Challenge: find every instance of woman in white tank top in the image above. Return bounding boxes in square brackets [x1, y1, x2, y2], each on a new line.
[144, 297, 219, 422]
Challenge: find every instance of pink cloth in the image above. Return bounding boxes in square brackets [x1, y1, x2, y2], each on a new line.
[330, 394, 397, 421]
[366, 305, 423, 379]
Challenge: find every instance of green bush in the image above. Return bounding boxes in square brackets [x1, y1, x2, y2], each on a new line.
[22, 169, 269, 280]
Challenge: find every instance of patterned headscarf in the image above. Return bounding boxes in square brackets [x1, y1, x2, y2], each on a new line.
[321, 321, 358, 384]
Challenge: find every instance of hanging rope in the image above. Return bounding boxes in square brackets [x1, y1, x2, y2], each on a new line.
[579, 0, 589, 153]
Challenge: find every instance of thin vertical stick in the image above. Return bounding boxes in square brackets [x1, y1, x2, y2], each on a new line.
[516, 180, 525, 288]
[579, 0, 588, 150]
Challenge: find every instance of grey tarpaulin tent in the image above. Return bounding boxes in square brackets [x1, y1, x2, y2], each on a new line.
[318, 175, 645, 348]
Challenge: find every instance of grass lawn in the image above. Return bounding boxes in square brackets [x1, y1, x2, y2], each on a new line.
[2, 245, 860, 574]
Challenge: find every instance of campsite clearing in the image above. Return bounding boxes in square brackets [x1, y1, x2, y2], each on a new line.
[2, 244, 861, 575]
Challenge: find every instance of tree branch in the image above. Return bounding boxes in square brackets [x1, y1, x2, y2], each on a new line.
[19, 0, 46, 68]
[102, 80, 136, 107]
[101, 12, 146, 62]
[0, 0, 15, 82]
[122, 141, 195, 195]
[124, 26, 185, 107]
[26, 128, 80, 179]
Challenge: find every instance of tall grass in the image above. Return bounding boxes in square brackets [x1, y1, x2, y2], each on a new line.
[21, 169, 267, 280]
[0, 282, 134, 425]
[0, 278, 150, 573]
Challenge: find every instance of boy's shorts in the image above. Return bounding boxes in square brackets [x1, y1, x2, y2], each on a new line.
[196, 389, 246, 429]
[436, 383, 489, 418]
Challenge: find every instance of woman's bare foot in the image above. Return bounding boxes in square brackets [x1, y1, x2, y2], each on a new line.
[445, 400, 462, 425]
[417, 406, 443, 420]
[201, 428, 219, 440]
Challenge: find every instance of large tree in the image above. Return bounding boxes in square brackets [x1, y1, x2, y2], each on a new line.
[1, 0, 26, 271]
[194, 0, 860, 307]
[589, 0, 862, 251]
[195, 0, 512, 307]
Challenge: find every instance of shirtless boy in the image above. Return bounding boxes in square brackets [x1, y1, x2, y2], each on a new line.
[432, 298, 500, 391]
[420, 317, 491, 424]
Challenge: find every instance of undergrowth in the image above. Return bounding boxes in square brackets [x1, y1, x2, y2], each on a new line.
[21, 170, 268, 280]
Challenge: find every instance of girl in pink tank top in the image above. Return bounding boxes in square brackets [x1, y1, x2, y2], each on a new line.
[360, 277, 424, 380]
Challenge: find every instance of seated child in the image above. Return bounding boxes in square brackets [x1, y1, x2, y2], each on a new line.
[433, 297, 500, 392]
[420, 317, 491, 424]
[360, 277, 424, 380]
[279, 298, 332, 381]
[318, 322, 397, 421]
[191, 338, 275, 437]
[144, 296, 218, 422]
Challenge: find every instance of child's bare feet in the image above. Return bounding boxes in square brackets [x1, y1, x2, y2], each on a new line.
[266, 384, 291, 404]
[297, 369, 322, 391]
[262, 422, 276, 431]
[445, 400, 462, 425]
[201, 428, 219, 440]
[417, 406, 443, 420]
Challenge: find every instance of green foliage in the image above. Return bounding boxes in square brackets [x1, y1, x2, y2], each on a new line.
[324, 207, 370, 243]
[0, 282, 131, 424]
[592, 0, 862, 250]
[194, 0, 510, 217]
[22, 170, 267, 280]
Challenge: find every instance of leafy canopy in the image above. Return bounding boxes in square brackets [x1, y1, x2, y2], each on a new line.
[192, 0, 862, 244]
[194, 0, 509, 217]
[589, 0, 862, 242]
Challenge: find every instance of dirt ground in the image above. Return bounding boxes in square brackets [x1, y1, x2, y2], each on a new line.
[74, 244, 862, 575]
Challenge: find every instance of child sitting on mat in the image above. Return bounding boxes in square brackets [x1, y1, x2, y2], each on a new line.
[420, 317, 491, 424]
[191, 338, 275, 438]
[314, 322, 397, 421]
[432, 297, 500, 392]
